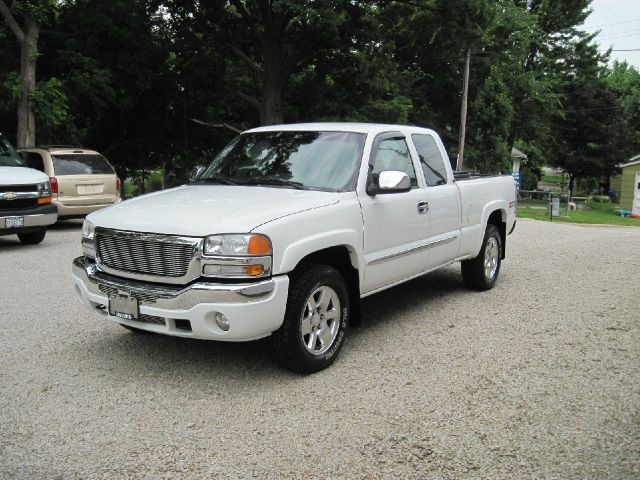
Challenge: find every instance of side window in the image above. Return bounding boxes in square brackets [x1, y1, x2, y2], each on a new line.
[22, 152, 45, 172]
[371, 136, 418, 187]
[411, 134, 448, 186]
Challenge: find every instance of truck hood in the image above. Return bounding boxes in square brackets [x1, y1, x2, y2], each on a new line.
[88, 185, 341, 236]
[0, 166, 49, 185]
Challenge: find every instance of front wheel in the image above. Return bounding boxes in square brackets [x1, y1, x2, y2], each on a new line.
[461, 224, 502, 291]
[18, 228, 46, 245]
[271, 264, 350, 374]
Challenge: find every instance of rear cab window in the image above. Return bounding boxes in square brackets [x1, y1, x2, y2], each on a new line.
[411, 134, 449, 187]
[52, 154, 114, 175]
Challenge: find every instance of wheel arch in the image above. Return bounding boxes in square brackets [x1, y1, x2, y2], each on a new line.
[486, 208, 507, 259]
[290, 245, 362, 327]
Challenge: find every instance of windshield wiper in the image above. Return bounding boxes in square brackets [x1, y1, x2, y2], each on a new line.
[247, 178, 307, 190]
[193, 176, 239, 186]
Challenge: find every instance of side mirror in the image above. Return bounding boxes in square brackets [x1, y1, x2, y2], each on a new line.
[367, 170, 412, 196]
[189, 165, 205, 182]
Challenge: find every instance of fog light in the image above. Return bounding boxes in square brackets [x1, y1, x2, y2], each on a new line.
[215, 312, 230, 331]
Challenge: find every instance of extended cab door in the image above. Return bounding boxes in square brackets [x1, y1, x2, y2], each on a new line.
[359, 132, 431, 294]
[409, 133, 461, 269]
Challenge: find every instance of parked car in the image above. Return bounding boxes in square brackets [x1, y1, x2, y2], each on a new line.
[72, 123, 517, 373]
[0, 133, 57, 244]
[18, 146, 120, 220]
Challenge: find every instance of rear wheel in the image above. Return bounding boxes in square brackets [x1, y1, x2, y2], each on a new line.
[271, 264, 349, 374]
[17, 228, 46, 245]
[461, 224, 502, 291]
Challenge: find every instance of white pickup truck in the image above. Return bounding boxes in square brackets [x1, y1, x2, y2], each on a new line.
[72, 123, 516, 373]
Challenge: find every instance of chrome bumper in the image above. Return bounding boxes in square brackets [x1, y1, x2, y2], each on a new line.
[72, 256, 276, 309]
[0, 212, 57, 228]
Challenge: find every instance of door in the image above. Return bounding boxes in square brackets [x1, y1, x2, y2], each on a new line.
[360, 132, 430, 293]
[634, 172, 640, 215]
[410, 133, 461, 269]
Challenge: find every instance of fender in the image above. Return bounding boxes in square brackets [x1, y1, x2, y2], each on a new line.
[471, 200, 508, 258]
[252, 195, 365, 280]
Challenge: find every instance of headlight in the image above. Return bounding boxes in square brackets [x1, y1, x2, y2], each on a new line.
[82, 219, 95, 240]
[202, 234, 272, 278]
[204, 234, 271, 256]
[81, 220, 96, 259]
[37, 181, 51, 197]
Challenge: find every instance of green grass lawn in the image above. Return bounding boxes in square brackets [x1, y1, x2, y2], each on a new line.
[517, 199, 640, 226]
[541, 174, 566, 184]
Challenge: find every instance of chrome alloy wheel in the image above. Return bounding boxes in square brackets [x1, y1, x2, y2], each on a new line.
[300, 286, 341, 355]
[484, 236, 499, 279]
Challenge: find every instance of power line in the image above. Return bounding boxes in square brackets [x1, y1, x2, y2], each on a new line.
[611, 48, 640, 51]
[598, 32, 640, 40]
[583, 18, 640, 30]
[598, 27, 640, 39]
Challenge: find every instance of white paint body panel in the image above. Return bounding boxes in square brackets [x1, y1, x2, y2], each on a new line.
[74, 122, 516, 341]
[87, 185, 340, 236]
[0, 166, 50, 185]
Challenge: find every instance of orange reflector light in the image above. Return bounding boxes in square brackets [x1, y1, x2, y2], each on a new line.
[245, 264, 265, 276]
[37, 196, 52, 205]
[247, 235, 271, 255]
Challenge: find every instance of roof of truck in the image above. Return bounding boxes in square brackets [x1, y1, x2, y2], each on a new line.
[246, 122, 437, 136]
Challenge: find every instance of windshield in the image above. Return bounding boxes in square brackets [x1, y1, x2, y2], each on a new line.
[52, 154, 115, 175]
[196, 131, 366, 192]
[0, 135, 25, 167]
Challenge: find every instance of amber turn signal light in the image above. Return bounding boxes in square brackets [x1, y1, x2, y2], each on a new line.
[37, 196, 52, 205]
[248, 235, 272, 255]
[245, 264, 265, 276]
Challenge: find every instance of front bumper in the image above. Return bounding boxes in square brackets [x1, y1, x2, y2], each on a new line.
[0, 204, 57, 235]
[72, 256, 289, 341]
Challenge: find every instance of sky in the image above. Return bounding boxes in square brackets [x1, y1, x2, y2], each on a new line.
[581, 0, 640, 69]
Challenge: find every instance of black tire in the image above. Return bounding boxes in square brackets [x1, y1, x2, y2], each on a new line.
[120, 324, 155, 334]
[271, 264, 350, 374]
[17, 228, 46, 245]
[461, 224, 502, 291]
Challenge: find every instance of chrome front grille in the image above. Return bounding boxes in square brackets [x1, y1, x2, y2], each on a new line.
[95, 228, 200, 280]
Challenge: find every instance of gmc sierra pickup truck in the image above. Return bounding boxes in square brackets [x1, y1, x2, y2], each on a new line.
[72, 123, 517, 373]
[1, 133, 56, 244]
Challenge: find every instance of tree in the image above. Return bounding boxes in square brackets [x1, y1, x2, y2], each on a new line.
[224, 0, 360, 125]
[551, 78, 631, 192]
[0, 0, 58, 147]
[605, 61, 640, 154]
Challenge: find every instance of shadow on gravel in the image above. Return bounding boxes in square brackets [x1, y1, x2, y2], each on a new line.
[0, 219, 82, 250]
[84, 331, 286, 382]
[358, 266, 468, 331]
[79, 267, 472, 383]
[49, 219, 83, 230]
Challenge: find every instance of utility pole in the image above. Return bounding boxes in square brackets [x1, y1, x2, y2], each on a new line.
[457, 48, 471, 171]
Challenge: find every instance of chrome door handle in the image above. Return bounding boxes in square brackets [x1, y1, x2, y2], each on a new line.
[417, 201, 429, 214]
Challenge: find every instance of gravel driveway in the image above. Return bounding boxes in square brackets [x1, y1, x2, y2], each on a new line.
[1, 219, 638, 479]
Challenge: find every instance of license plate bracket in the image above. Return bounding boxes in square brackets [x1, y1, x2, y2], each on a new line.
[4, 216, 24, 228]
[108, 294, 139, 320]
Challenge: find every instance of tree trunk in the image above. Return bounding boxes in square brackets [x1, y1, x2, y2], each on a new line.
[17, 17, 39, 148]
[259, 39, 285, 125]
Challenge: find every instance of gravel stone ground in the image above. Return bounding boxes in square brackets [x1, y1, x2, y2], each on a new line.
[0, 219, 638, 479]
